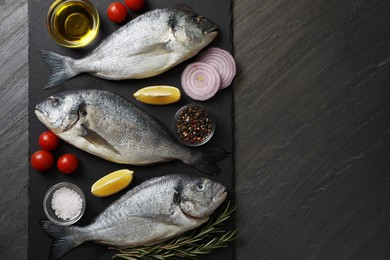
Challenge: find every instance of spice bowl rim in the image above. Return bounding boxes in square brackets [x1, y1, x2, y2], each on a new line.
[46, 0, 100, 48]
[173, 103, 216, 147]
[43, 182, 86, 226]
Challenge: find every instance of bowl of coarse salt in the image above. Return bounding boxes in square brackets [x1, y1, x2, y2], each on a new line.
[43, 182, 86, 226]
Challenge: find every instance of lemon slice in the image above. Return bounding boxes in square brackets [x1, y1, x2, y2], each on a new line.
[91, 169, 134, 197]
[133, 86, 181, 105]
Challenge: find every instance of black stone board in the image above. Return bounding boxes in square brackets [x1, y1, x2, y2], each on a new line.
[28, 0, 234, 259]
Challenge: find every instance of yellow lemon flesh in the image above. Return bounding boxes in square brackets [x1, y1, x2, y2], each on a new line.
[133, 86, 181, 105]
[91, 169, 134, 197]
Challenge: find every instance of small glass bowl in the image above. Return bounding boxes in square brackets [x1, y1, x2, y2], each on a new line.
[173, 104, 216, 146]
[47, 0, 100, 48]
[43, 182, 86, 226]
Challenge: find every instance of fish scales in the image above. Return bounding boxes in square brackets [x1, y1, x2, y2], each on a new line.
[35, 89, 226, 174]
[40, 8, 218, 88]
[77, 10, 175, 78]
[84, 177, 191, 245]
[41, 174, 227, 259]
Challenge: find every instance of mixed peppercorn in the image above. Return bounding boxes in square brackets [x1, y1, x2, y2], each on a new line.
[175, 105, 214, 145]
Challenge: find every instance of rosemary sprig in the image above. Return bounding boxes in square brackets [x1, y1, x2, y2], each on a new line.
[112, 202, 237, 260]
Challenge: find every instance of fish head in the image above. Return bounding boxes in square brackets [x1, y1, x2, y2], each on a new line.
[35, 92, 81, 134]
[171, 7, 218, 51]
[179, 177, 227, 219]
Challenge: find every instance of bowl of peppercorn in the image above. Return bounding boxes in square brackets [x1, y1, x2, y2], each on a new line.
[173, 104, 215, 146]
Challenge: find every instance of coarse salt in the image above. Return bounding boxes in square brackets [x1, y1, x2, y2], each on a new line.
[51, 187, 83, 220]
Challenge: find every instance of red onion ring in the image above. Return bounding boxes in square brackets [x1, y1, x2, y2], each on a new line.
[197, 47, 236, 89]
[181, 62, 221, 101]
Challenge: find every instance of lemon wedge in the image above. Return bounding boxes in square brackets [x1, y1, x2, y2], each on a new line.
[91, 169, 134, 197]
[133, 86, 181, 105]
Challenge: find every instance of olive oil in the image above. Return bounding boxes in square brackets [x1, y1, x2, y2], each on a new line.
[47, 0, 99, 48]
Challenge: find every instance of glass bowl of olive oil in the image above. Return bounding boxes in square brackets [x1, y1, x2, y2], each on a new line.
[47, 0, 100, 48]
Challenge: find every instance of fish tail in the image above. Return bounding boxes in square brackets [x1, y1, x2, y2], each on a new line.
[186, 147, 229, 175]
[40, 50, 79, 89]
[41, 220, 83, 259]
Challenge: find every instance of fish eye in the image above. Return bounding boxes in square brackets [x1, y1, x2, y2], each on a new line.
[192, 16, 201, 24]
[48, 96, 61, 107]
[195, 182, 206, 192]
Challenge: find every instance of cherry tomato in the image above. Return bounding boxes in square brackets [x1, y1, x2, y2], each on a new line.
[31, 150, 54, 172]
[124, 0, 145, 12]
[107, 2, 128, 23]
[38, 131, 59, 151]
[57, 154, 79, 174]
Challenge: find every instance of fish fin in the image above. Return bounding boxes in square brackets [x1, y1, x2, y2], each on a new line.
[79, 124, 121, 155]
[129, 214, 178, 226]
[175, 4, 193, 12]
[40, 50, 79, 89]
[186, 147, 229, 175]
[144, 41, 174, 54]
[41, 220, 83, 259]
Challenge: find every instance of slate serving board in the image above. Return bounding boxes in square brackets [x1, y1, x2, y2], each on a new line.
[28, 0, 234, 259]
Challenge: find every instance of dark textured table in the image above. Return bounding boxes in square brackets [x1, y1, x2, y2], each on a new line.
[1, 0, 390, 259]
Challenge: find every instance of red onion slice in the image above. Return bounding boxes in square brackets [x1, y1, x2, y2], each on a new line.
[181, 62, 221, 101]
[197, 47, 236, 89]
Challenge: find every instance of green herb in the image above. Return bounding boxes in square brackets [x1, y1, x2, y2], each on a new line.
[112, 202, 237, 260]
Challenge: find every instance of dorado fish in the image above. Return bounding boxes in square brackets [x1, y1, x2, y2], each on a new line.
[35, 89, 225, 174]
[41, 174, 227, 259]
[41, 7, 218, 89]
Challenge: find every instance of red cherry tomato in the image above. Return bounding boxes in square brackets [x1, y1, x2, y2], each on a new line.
[57, 154, 79, 174]
[124, 0, 145, 12]
[38, 131, 59, 151]
[31, 150, 54, 172]
[107, 2, 128, 23]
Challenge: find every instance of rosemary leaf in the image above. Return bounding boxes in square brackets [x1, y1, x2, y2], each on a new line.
[112, 202, 237, 260]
